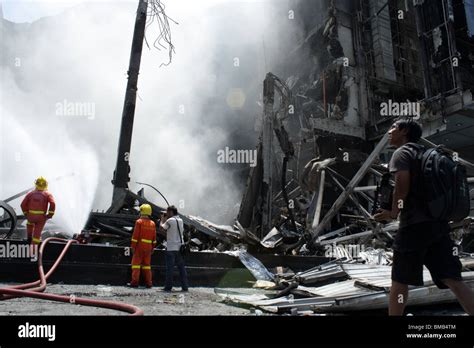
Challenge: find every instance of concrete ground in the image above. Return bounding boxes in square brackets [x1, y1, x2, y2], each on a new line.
[0, 284, 251, 315]
[0, 283, 466, 316]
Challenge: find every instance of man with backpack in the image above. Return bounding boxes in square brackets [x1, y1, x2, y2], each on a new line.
[374, 119, 474, 315]
[160, 205, 189, 292]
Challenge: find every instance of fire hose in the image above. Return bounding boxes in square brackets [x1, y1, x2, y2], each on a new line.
[0, 237, 144, 315]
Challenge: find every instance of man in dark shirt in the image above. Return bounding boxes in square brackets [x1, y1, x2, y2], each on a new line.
[374, 119, 473, 315]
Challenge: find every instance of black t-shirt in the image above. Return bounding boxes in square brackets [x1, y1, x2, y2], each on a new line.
[389, 143, 435, 228]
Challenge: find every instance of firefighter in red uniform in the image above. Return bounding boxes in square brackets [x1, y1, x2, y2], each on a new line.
[20, 177, 55, 245]
[130, 204, 157, 288]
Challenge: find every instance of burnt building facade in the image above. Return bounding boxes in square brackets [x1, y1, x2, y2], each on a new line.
[237, 0, 474, 251]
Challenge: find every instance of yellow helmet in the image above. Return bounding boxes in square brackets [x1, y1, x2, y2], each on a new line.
[139, 204, 152, 216]
[35, 176, 48, 190]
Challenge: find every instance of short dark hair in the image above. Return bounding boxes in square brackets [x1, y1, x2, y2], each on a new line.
[167, 205, 178, 215]
[394, 119, 422, 142]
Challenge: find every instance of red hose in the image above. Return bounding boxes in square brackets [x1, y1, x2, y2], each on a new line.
[0, 237, 144, 316]
[1, 238, 75, 299]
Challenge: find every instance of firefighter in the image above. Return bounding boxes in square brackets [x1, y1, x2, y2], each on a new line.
[20, 177, 55, 245]
[130, 204, 157, 288]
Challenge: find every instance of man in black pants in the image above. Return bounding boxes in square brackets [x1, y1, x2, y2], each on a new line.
[160, 205, 189, 292]
[374, 119, 474, 315]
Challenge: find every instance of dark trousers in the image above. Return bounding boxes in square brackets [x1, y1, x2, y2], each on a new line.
[165, 251, 189, 290]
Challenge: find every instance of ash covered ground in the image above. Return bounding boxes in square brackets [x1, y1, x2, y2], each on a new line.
[0, 285, 249, 316]
[0, 283, 466, 316]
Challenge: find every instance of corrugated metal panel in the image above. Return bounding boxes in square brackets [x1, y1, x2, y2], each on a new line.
[298, 280, 374, 297]
[332, 280, 474, 312]
[297, 264, 343, 277]
[342, 264, 433, 285]
[342, 264, 391, 279]
[356, 271, 474, 290]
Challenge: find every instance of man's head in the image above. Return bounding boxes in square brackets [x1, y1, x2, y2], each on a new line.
[35, 176, 48, 191]
[166, 205, 178, 217]
[388, 119, 422, 147]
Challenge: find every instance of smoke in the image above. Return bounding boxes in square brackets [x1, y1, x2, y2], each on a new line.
[0, 0, 302, 231]
[0, 80, 99, 234]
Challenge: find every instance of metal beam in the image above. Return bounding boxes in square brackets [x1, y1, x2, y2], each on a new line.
[261, 74, 276, 236]
[316, 225, 354, 242]
[327, 171, 373, 223]
[326, 167, 375, 205]
[309, 132, 389, 244]
[319, 230, 374, 245]
[111, 0, 148, 205]
[310, 170, 326, 230]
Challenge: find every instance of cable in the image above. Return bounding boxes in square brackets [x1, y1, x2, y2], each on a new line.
[135, 181, 170, 206]
[144, 0, 178, 67]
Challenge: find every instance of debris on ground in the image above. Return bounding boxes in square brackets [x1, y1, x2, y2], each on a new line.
[217, 255, 474, 315]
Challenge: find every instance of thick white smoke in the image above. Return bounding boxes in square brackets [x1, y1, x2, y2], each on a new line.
[0, 0, 302, 234]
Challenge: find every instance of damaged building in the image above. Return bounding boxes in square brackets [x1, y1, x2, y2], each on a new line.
[237, 0, 474, 257]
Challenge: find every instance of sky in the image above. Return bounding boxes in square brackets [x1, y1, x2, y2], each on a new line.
[1, 0, 265, 23]
[2, 0, 85, 22]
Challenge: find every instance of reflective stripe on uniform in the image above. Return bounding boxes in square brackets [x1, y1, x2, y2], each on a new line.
[32, 237, 41, 244]
[48, 210, 55, 214]
[29, 210, 45, 215]
[131, 265, 141, 269]
[131, 238, 138, 243]
[142, 266, 151, 270]
[26, 222, 34, 226]
[141, 239, 153, 244]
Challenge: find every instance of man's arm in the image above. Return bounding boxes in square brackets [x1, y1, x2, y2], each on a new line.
[131, 220, 141, 250]
[160, 215, 169, 230]
[152, 221, 157, 251]
[47, 193, 56, 218]
[20, 193, 30, 216]
[158, 216, 169, 237]
[391, 170, 410, 218]
[374, 170, 410, 221]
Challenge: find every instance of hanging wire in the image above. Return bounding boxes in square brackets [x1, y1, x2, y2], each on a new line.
[144, 0, 178, 67]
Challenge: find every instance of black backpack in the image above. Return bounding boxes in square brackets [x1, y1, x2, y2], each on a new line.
[405, 143, 470, 222]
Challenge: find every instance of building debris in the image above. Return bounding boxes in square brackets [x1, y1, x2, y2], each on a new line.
[218, 256, 474, 314]
[234, 251, 276, 282]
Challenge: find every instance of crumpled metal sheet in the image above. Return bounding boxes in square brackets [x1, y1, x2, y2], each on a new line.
[235, 251, 276, 282]
[260, 227, 283, 249]
[357, 248, 392, 265]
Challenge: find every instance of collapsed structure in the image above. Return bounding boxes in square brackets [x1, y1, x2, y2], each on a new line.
[236, 0, 474, 256]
